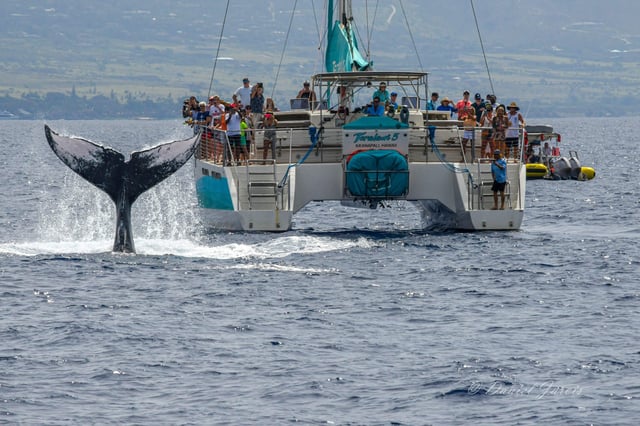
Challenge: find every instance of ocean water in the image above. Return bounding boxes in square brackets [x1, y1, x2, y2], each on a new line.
[0, 118, 638, 425]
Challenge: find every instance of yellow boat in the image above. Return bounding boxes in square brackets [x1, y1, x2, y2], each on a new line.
[526, 163, 548, 179]
[577, 166, 596, 181]
[525, 125, 596, 181]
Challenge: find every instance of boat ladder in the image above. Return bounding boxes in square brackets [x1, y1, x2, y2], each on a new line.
[476, 160, 512, 210]
[246, 159, 278, 210]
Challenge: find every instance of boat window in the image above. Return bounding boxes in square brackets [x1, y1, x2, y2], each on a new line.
[290, 98, 309, 110]
[401, 96, 418, 108]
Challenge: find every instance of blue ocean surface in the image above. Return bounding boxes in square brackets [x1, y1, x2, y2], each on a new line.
[0, 118, 638, 425]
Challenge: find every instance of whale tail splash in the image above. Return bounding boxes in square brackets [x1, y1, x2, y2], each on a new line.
[44, 125, 200, 253]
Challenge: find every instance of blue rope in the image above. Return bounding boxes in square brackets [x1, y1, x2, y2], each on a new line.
[428, 126, 476, 187]
[278, 126, 321, 189]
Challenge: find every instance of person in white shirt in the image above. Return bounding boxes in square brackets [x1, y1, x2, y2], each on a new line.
[234, 77, 252, 107]
[208, 95, 225, 126]
[226, 106, 242, 164]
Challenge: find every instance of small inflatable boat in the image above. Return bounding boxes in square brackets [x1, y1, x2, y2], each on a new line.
[525, 125, 595, 181]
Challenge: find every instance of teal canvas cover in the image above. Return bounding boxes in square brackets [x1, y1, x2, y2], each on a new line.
[346, 150, 409, 197]
[325, 0, 371, 72]
[343, 116, 408, 130]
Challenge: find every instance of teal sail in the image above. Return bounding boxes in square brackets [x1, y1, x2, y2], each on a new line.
[325, 0, 371, 72]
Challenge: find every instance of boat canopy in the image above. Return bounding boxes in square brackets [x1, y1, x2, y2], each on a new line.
[311, 71, 428, 86]
[310, 71, 429, 110]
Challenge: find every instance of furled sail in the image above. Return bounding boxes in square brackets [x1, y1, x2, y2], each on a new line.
[325, 0, 371, 72]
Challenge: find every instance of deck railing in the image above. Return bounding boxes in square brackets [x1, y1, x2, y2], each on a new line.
[194, 124, 526, 169]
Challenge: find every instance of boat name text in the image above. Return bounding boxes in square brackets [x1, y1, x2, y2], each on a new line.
[353, 132, 400, 143]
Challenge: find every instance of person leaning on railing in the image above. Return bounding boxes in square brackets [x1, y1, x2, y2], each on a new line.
[193, 102, 211, 134]
[262, 111, 278, 160]
[479, 104, 495, 158]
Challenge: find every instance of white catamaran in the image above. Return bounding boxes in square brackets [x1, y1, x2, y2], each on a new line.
[193, 1, 526, 232]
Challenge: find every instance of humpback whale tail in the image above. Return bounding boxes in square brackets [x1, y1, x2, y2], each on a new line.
[44, 125, 200, 253]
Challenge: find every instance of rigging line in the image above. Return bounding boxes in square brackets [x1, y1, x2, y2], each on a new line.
[366, 0, 380, 61]
[364, 0, 370, 60]
[352, 0, 377, 62]
[311, 0, 322, 48]
[470, 0, 495, 96]
[311, 0, 326, 71]
[207, 0, 231, 98]
[398, 0, 423, 73]
[271, 0, 299, 99]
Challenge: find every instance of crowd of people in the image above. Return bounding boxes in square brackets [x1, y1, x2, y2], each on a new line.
[183, 78, 527, 163]
[428, 90, 526, 160]
[182, 77, 286, 163]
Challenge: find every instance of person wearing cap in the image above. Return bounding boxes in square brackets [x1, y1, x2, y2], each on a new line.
[491, 149, 507, 210]
[296, 81, 316, 103]
[436, 97, 457, 117]
[372, 82, 390, 104]
[427, 92, 439, 110]
[456, 90, 472, 120]
[471, 93, 486, 123]
[234, 77, 252, 107]
[388, 92, 399, 110]
[505, 101, 526, 160]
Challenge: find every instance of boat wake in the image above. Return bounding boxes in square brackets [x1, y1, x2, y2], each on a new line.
[0, 234, 374, 261]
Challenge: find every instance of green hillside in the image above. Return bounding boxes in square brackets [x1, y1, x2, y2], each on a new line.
[1, 0, 638, 118]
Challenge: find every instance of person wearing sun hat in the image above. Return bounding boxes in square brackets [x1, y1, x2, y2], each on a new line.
[372, 82, 390, 104]
[436, 96, 457, 117]
[491, 149, 507, 210]
[504, 101, 526, 160]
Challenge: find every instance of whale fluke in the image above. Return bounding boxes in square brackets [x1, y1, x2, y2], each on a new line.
[44, 125, 200, 253]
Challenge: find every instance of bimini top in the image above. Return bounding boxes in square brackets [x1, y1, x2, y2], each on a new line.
[311, 71, 428, 86]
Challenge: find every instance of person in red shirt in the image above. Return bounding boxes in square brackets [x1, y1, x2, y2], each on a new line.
[456, 90, 472, 120]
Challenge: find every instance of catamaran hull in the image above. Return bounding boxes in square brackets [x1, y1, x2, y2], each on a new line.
[414, 199, 523, 231]
[195, 159, 525, 232]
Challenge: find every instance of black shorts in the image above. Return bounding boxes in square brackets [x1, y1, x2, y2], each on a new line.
[505, 137, 519, 147]
[492, 181, 506, 192]
[228, 134, 241, 146]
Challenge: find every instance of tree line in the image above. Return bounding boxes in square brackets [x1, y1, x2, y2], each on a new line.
[0, 91, 184, 120]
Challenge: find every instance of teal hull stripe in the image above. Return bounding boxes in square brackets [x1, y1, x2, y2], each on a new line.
[196, 175, 234, 210]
